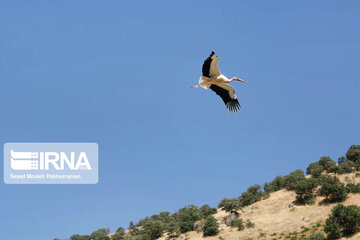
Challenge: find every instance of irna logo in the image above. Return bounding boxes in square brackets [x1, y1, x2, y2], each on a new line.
[4, 143, 98, 184]
[10, 150, 92, 170]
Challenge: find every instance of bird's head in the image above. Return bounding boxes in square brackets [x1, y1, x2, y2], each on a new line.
[210, 51, 218, 61]
[231, 77, 246, 83]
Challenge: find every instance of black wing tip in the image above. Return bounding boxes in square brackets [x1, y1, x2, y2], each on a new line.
[226, 100, 241, 113]
[210, 51, 215, 56]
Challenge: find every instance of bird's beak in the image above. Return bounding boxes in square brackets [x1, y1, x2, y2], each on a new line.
[238, 79, 246, 83]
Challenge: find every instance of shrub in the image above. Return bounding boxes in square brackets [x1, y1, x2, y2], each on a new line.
[142, 221, 164, 240]
[325, 204, 360, 238]
[346, 183, 360, 193]
[264, 176, 284, 193]
[199, 204, 217, 218]
[307, 232, 325, 240]
[166, 221, 180, 238]
[295, 178, 318, 204]
[245, 219, 255, 228]
[203, 216, 219, 236]
[90, 229, 110, 240]
[337, 160, 355, 174]
[230, 219, 244, 231]
[283, 170, 306, 190]
[70, 235, 91, 240]
[319, 175, 347, 202]
[239, 191, 257, 207]
[306, 163, 323, 178]
[176, 205, 201, 233]
[325, 222, 341, 239]
[346, 145, 360, 163]
[218, 198, 241, 213]
[327, 164, 339, 173]
[236, 184, 265, 208]
[128, 221, 139, 235]
[318, 156, 337, 171]
[111, 233, 124, 240]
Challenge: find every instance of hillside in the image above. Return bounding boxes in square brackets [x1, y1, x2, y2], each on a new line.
[154, 172, 360, 240]
[66, 145, 360, 240]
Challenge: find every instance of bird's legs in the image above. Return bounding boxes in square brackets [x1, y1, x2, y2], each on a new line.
[191, 85, 199, 88]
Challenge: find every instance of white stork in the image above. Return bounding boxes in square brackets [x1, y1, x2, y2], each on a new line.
[192, 51, 246, 113]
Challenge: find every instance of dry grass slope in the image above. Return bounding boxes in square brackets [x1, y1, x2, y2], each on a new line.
[155, 172, 360, 240]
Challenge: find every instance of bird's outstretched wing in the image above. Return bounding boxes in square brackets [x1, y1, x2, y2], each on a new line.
[209, 83, 241, 113]
[202, 51, 221, 78]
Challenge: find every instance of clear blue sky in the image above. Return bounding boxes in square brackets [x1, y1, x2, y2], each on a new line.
[1, 1, 359, 240]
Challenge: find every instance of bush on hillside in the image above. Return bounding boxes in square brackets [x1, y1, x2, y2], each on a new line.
[294, 178, 318, 204]
[239, 191, 258, 207]
[111, 232, 124, 240]
[306, 157, 337, 177]
[346, 183, 360, 193]
[307, 232, 325, 240]
[324, 204, 360, 238]
[264, 176, 284, 193]
[318, 156, 337, 171]
[90, 229, 110, 240]
[319, 175, 347, 202]
[346, 145, 360, 163]
[218, 198, 241, 213]
[238, 184, 265, 207]
[166, 221, 181, 238]
[199, 204, 217, 218]
[283, 170, 306, 190]
[245, 219, 255, 228]
[202, 216, 219, 237]
[70, 235, 91, 240]
[230, 219, 244, 231]
[337, 160, 355, 174]
[175, 205, 201, 233]
[142, 221, 164, 240]
[306, 163, 324, 178]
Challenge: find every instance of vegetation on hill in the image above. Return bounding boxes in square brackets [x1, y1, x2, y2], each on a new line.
[324, 204, 360, 239]
[57, 145, 360, 240]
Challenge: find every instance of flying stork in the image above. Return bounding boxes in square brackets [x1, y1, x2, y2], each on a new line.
[192, 51, 246, 113]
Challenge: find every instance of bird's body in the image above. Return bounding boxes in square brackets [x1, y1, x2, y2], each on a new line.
[192, 51, 246, 113]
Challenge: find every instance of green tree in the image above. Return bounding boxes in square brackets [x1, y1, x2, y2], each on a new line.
[346, 183, 360, 193]
[202, 216, 219, 237]
[318, 156, 336, 171]
[283, 170, 306, 190]
[264, 176, 284, 193]
[324, 222, 341, 239]
[128, 221, 139, 236]
[70, 235, 91, 240]
[337, 160, 355, 174]
[218, 198, 241, 213]
[199, 204, 217, 218]
[166, 220, 181, 238]
[90, 229, 110, 240]
[306, 163, 323, 178]
[295, 178, 318, 204]
[238, 184, 264, 207]
[111, 227, 125, 240]
[142, 221, 164, 240]
[175, 205, 201, 233]
[346, 145, 360, 163]
[325, 204, 360, 238]
[111, 233, 124, 240]
[319, 175, 347, 202]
